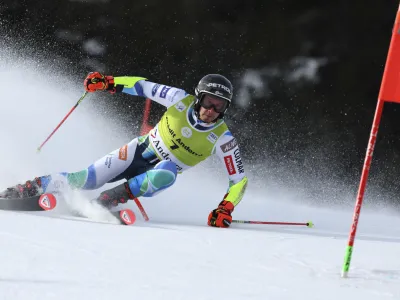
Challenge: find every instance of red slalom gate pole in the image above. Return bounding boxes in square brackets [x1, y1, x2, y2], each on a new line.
[37, 91, 88, 152]
[232, 220, 314, 228]
[140, 98, 153, 135]
[342, 3, 400, 278]
[341, 100, 384, 278]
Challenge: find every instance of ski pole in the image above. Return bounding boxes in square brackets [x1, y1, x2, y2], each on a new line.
[133, 197, 149, 221]
[37, 91, 88, 152]
[232, 220, 314, 228]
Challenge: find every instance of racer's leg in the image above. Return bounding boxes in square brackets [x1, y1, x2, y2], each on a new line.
[96, 160, 178, 208]
[41, 137, 142, 194]
[0, 138, 142, 198]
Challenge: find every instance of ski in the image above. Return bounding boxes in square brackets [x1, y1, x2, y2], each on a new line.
[68, 205, 137, 226]
[0, 192, 136, 225]
[0, 193, 57, 211]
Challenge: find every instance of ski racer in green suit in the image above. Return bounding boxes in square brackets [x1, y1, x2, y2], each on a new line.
[0, 72, 248, 228]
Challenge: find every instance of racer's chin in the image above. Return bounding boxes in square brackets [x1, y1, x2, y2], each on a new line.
[199, 110, 220, 123]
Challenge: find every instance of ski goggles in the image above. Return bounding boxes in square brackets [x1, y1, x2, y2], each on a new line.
[199, 94, 229, 113]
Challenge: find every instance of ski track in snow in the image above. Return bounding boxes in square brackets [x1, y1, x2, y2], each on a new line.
[0, 209, 400, 300]
[1, 50, 400, 299]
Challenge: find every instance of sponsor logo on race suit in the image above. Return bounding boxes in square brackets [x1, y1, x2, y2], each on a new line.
[207, 132, 218, 144]
[119, 145, 128, 161]
[175, 101, 186, 112]
[152, 84, 161, 96]
[220, 138, 237, 153]
[224, 155, 236, 175]
[234, 149, 244, 174]
[160, 86, 172, 98]
[105, 155, 112, 168]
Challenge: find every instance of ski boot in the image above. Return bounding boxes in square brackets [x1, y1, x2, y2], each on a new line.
[94, 182, 134, 209]
[0, 177, 44, 199]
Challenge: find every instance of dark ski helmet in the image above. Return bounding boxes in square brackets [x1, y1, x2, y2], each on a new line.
[194, 74, 233, 120]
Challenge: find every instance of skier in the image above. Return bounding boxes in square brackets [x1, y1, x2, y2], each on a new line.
[0, 72, 248, 228]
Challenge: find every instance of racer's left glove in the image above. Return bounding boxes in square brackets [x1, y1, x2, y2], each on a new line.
[208, 200, 234, 228]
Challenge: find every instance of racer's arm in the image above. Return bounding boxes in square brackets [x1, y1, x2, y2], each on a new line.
[208, 132, 248, 228]
[113, 77, 188, 108]
[214, 132, 248, 206]
[83, 72, 188, 108]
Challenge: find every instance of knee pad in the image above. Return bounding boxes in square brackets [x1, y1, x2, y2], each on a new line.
[128, 160, 177, 197]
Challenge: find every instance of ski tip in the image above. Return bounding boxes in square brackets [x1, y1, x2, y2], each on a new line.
[119, 209, 136, 225]
[38, 193, 57, 211]
[306, 221, 314, 228]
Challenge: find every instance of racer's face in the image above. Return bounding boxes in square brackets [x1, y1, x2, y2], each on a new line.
[198, 94, 227, 123]
[198, 105, 221, 123]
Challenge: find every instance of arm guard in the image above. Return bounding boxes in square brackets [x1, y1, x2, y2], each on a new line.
[224, 176, 248, 206]
[114, 76, 188, 108]
[114, 76, 147, 94]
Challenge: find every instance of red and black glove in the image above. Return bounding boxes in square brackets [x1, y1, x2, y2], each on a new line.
[208, 200, 234, 228]
[84, 72, 115, 93]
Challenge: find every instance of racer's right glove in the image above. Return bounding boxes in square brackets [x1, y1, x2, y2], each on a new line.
[84, 72, 115, 93]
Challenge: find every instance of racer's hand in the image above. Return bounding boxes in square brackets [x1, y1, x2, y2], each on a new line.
[208, 200, 234, 228]
[84, 72, 115, 93]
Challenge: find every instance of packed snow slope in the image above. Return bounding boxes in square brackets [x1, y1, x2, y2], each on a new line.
[1, 54, 400, 300]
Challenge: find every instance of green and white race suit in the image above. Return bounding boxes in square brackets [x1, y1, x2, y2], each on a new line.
[36, 76, 247, 209]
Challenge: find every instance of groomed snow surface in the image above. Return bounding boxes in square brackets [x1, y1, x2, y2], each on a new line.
[1, 55, 400, 300]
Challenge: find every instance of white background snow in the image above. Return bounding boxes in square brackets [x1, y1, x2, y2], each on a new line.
[0, 48, 400, 300]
